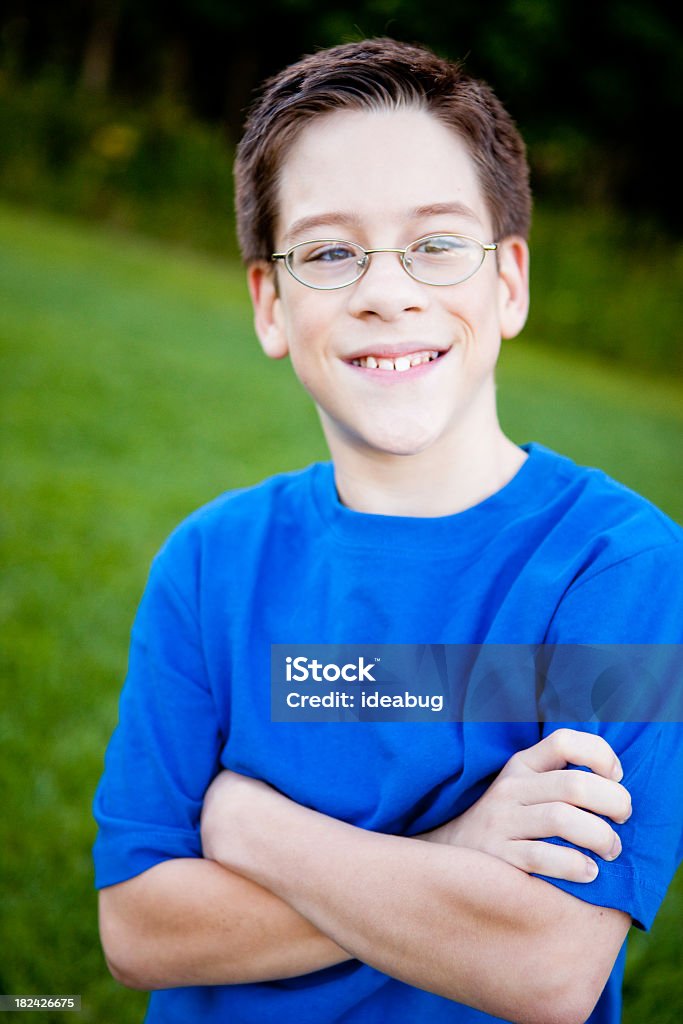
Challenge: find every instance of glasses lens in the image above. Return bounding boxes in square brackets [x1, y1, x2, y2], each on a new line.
[287, 240, 367, 289]
[404, 235, 485, 285]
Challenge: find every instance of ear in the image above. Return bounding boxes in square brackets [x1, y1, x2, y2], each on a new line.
[247, 263, 289, 359]
[496, 236, 530, 340]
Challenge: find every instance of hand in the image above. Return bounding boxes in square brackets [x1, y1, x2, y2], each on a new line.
[422, 728, 632, 883]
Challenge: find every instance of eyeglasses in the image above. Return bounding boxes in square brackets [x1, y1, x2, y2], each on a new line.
[271, 233, 498, 290]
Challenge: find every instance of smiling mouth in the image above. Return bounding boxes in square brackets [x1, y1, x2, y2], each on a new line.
[350, 350, 443, 372]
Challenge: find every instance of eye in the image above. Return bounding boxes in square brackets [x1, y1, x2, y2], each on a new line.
[302, 242, 358, 263]
[413, 235, 469, 255]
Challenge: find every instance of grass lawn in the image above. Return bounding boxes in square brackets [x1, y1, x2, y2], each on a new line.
[1, 203, 681, 1023]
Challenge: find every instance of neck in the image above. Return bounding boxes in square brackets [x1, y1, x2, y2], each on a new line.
[324, 417, 526, 519]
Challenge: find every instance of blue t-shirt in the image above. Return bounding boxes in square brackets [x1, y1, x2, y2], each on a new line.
[93, 443, 683, 1024]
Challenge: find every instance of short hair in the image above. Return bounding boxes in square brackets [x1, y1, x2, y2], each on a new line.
[234, 38, 531, 264]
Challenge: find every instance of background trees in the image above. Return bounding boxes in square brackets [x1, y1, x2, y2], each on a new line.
[1, 0, 681, 228]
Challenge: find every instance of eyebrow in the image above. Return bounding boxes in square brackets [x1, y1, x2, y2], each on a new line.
[411, 201, 483, 225]
[283, 201, 484, 246]
[284, 211, 364, 245]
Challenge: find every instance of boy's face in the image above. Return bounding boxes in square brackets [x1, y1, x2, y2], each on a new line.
[249, 107, 529, 463]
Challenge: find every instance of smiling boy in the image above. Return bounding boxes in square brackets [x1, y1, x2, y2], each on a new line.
[252, 105, 527, 511]
[94, 39, 683, 1024]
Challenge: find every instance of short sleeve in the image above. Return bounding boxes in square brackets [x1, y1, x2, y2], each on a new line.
[538, 542, 683, 930]
[535, 721, 683, 930]
[92, 534, 225, 888]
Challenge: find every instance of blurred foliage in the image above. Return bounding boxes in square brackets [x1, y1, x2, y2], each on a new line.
[0, 70, 237, 254]
[1, 0, 682, 230]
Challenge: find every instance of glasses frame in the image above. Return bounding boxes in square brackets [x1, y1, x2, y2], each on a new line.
[271, 233, 499, 291]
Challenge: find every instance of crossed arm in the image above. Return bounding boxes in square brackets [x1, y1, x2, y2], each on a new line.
[98, 730, 632, 1024]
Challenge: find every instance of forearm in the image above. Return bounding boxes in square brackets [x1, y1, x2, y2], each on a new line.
[208, 783, 626, 1024]
[98, 857, 350, 990]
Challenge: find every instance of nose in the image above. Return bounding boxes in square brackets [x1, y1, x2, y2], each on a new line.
[346, 249, 428, 321]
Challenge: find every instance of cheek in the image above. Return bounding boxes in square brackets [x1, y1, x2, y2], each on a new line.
[281, 294, 343, 361]
[282, 312, 327, 392]
[443, 294, 492, 340]
[443, 294, 502, 373]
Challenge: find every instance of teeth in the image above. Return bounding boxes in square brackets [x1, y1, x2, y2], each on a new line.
[354, 351, 441, 371]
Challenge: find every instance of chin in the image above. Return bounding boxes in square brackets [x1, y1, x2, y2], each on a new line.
[360, 425, 440, 458]
[322, 407, 449, 460]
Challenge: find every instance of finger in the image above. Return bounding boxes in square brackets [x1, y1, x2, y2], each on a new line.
[514, 728, 623, 780]
[517, 802, 622, 861]
[519, 769, 632, 823]
[508, 840, 600, 883]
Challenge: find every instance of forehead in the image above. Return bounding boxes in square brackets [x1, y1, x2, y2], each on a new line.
[276, 107, 491, 245]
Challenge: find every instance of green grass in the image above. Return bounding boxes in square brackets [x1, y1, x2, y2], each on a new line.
[1, 203, 681, 1023]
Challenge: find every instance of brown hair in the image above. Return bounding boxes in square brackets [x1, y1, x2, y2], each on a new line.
[234, 38, 531, 263]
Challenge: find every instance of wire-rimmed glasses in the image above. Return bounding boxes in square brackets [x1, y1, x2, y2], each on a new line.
[271, 233, 498, 290]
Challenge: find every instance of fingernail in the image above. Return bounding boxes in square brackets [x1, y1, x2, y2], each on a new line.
[611, 760, 623, 782]
[585, 859, 599, 880]
[607, 834, 622, 860]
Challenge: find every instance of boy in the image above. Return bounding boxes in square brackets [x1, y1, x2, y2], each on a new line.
[94, 38, 683, 1023]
